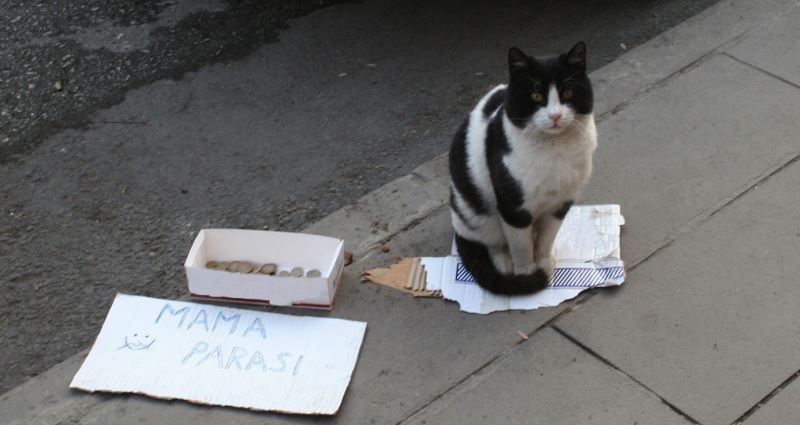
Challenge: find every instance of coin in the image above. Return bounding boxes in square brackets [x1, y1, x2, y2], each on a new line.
[290, 267, 304, 278]
[278, 270, 290, 277]
[306, 269, 322, 278]
[228, 261, 254, 273]
[259, 263, 277, 275]
[206, 261, 219, 269]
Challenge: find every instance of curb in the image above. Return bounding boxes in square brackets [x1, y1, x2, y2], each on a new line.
[302, 0, 797, 265]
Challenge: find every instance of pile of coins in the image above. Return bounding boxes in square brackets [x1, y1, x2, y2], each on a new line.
[206, 261, 322, 278]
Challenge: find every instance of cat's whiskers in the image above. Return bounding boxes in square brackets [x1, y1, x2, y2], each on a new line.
[522, 123, 545, 140]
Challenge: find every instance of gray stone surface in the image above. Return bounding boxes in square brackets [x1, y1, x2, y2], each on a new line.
[0, 208, 567, 425]
[4, 0, 732, 392]
[405, 328, 691, 425]
[581, 53, 800, 267]
[304, 153, 449, 263]
[559, 157, 800, 424]
[727, 6, 800, 86]
[3, 0, 800, 423]
[591, 0, 798, 116]
[744, 377, 800, 425]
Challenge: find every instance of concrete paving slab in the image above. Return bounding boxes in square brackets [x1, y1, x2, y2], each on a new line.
[591, 0, 799, 116]
[743, 376, 800, 425]
[404, 328, 691, 425]
[581, 53, 800, 267]
[558, 158, 800, 424]
[727, 5, 800, 87]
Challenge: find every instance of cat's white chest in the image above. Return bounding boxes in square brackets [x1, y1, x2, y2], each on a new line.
[503, 117, 596, 213]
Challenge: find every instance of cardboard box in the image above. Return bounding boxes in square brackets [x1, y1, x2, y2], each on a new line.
[184, 229, 344, 309]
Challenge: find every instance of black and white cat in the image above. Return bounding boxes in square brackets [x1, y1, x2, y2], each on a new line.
[449, 42, 596, 295]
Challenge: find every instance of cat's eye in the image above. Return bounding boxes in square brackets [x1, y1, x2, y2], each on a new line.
[562, 89, 574, 99]
[531, 92, 544, 102]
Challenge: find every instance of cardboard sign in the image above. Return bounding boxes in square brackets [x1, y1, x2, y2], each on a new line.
[70, 294, 367, 415]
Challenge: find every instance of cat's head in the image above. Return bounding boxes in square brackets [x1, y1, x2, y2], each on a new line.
[504, 42, 593, 135]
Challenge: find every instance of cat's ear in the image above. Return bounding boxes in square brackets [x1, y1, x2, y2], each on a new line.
[565, 41, 587, 71]
[508, 47, 532, 74]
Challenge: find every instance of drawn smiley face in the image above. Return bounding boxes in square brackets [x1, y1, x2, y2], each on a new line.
[119, 333, 156, 351]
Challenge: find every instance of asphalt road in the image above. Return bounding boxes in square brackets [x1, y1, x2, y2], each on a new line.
[0, 0, 720, 393]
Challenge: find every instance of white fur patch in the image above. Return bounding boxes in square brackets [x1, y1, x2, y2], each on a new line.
[531, 84, 577, 134]
[465, 84, 505, 205]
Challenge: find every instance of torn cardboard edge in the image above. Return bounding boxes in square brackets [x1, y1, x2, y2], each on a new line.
[362, 204, 626, 314]
[361, 257, 439, 298]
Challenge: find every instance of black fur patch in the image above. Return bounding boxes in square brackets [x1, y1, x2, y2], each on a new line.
[449, 119, 489, 215]
[456, 233, 549, 295]
[485, 109, 532, 228]
[482, 88, 506, 117]
[553, 200, 574, 220]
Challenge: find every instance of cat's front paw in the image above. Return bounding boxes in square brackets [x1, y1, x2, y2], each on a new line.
[490, 251, 514, 275]
[537, 255, 556, 279]
[513, 262, 538, 276]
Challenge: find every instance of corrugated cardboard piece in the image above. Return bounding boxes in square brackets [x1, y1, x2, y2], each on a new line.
[70, 294, 367, 415]
[361, 257, 439, 298]
[363, 205, 626, 314]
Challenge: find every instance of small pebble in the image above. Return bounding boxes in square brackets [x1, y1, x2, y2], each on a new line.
[306, 269, 322, 278]
[290, 267, 304, 277]
[278, 270, 291, 277]
[344, 250, 353, 266]
[381, 244, 390, 253]
[206, 261, 218, 269]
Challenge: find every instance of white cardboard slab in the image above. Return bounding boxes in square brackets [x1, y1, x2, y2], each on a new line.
[424, 205, 625, 314]
[70, 294, 367, 415]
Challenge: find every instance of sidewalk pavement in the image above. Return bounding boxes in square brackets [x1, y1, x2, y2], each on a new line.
[2, 0, 800, 423]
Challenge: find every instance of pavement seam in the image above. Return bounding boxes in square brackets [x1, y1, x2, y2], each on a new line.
[332, 25, 766, 275]
[730, 369, 800, 424]
[6, 0, 800, 417]
[595, 0, 800, 123]
[383, 30, 800, 425]
[395, 308, 576, 425]
[625, 150, 800, 275]
[393, 76, 800, 425]
[597, 29, 753, 122]
[721, 52, 800, 91]
[550, 325, 703, 424]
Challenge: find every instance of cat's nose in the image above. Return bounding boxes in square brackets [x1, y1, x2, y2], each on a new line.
[549, 112, 563, 123]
